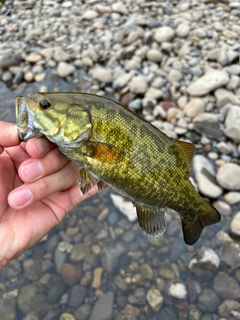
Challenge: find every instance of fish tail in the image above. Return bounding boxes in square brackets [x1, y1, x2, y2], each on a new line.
[181, 200, 221, 245]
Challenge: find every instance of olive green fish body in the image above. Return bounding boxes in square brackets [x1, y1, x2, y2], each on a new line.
[16, 93, 221, 244]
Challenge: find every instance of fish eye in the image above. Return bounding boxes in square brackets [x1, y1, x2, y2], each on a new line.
[39, 100, 51, 110]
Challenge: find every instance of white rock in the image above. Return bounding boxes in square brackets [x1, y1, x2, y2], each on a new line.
[193, 155, 222, 198]
[113, 72, 133, 89]
[91, 67, 113, 83]
[224, 105, 240, 142]
[129, 76, 148, 94]
[189, 247, 220, 272]
[187, 70, 229, 96]
[214, 88, 240, 108]
[145, 87, 162, 100]
[224, 192, 240, 205]
[217, 163, 240, 190]
[110, 194, 137, 222]
[154, 26, 175, 43]
[111, 2, 127, 15]
[184, 98, 205, 118]
[146, 49, 162, 62]
[176, 23, 190, 38]
[230, 211, 240, 236]
[168, 281, 188, 299]
[81, 10, 98, 20]
[57, 62, 75, 77]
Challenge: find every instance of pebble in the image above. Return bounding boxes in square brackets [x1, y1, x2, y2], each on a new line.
[91, 268, 103, 288]
[57, 62, 75, 77]
[197, 289, 220, 312]
[75, 304, 92, 320]
[193, 155, 222, 198]
[224, 192, 240, 205]
[187, 70, 229, 96]
[89, 292, 114, 320]
[224, 105, 240, 142]
[101, 242, 125, 274]
[215, 88, 240, 108]
[81, 10, 98, 20]
[216, 163, 240, 190]
[184, 98, 205, 118]
[146, 49, 162, 62]
[221, 242, 240, 269]
[218, 299, 240, 319]
[146, 288, 163, 312]
[91, 67, 113, 83]
[23, 258, 42, 281]
[129, 76, 148, 94]
[168, 281, 187, 300]
[61, 263, 82, 286]
[68, 285, 86, 308]
[213, 272, 240, 299]
[230, 211, 240, 236]
[176, 23, 190, 38]
[154, 26, 175, 43]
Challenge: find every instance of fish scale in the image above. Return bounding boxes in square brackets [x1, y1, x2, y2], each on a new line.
[16, 92, 221, 245]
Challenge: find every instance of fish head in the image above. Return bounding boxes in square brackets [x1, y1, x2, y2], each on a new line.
[16, 92, 92, 146]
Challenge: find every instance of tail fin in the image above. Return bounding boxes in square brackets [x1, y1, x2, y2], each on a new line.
[182, 200, 221, 245]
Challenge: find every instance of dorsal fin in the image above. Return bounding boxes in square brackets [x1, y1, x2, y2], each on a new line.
[175, 140, 195, 167]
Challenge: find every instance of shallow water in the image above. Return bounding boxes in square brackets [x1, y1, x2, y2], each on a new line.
[0, 76, 238, 320]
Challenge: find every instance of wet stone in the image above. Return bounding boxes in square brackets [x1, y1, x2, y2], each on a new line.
[197, 288, 220, 312]
[168, 281, 187, 300]
[1, 259, 21, 279]
[218, 299, 240, 319]
[140, 263, 154, 280]
[0, 297, 16, 320]
[47, 281, 66, 304]
[101, 242, 125, 274]
[213, 272, 240, 299]
[70, 243, 90, 261]
[221, 242, 240, 269]
[90, 291, 114, 320]
[69, 285, 86, 308]
[74, 304, 91, 320]
[23, 258, 42, 281]
[146, 288, 163, 312]
[61, 263, 82, 286]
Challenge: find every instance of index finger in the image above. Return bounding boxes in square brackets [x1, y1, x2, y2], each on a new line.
[0, 121, 20, 153]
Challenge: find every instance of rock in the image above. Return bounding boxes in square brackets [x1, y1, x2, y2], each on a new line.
[146, 288, 163, 311]
[213, 200, 231, 216]
[0, 297, 16, 320]
[61, 263, 82, 286]
[224, 192, 240, 205]
[110, 193, 137, 222]
[101, 242, 125, 273]
[213, 272, 240, 299]
[224, 105, 240, 142]
[25, 52, 42, 63]
[184, 98, 205, 118]
[168, 281, 187, 299]
[145, 87, 162, 100]
[215, 88, 240, 108]
[111, 2, 128, 15]
[218, 299, 240, 319]
[81, 10, 98, 20]
[221, 242, 240, 269]
[186, 70, 229, 96]
[197, 289, 220, 312]
[216, 141, 233, 154]
[124, 304, 140, 317]
[57, 62, 75, 77]
[53, 50, 71, 62]
[129, 288, 146, 306]
[129, 76, 148, 94]
[154, 26, 175, 43]
[216, 163, 240, 190]
[193, 155, 222, 198]
[0, 51, 21, 68]
[75, 304, 92, 320]
[1, 260, 21, 279]
[17, 284, 48, 317]
[91, 67, 112, 83]
[23, 258, 42, 281]
[113, 72, 133, 89]
[146, 49, 162, 62]
[70, 243, 90, 261]
[140, 263, 154, 280]
[176, 23, 190, 37]
[47, 281, 66, 304]
[188, 247, 220, 277]
[156, 306, 179, 320]
[24, 71, 34, 82]
[230, 211, 240, 236]
[69, 285, 86, 308]
[128, 99, 142, 110]
[91, 268, 103, 288]
[90, 292, 114, 320]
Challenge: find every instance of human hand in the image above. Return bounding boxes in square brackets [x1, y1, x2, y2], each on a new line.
[0, 121, 98, 270]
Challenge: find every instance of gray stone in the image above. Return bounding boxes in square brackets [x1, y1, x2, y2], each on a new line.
[2, 259, 21, 279]
[0, 298, 16, 320]
[216, 141, 233, 154]
[213, 272, 240, 299]
[47, 281, 66, 304]
[216, 163, 240, 190]
[187, 70, 229, 96]
[101, 242, 125, 273]
[193, 155, 222, 198]
[197, 289, 220, 312]
[154, 26, 175, 43]
[90, 292, 114, 320]
[221, 242, 240, 269]
[23, 258, 42, 281]
[75, 304, 92, 320]
[218, 299, 240, 319]
[69, 285, 86, 308]
[53, 49, 71, 62]
[128, 99, 141, 110]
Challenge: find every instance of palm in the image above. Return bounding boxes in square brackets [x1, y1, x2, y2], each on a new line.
[0, 141, 97, 269]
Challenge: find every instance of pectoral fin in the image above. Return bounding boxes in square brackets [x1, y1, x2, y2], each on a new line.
[78, 168, 106, 196]
[83, 141, 125, 164]
[135, 203, 166, 237]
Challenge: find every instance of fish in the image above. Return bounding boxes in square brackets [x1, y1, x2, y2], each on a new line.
[15, 92, 221, 245]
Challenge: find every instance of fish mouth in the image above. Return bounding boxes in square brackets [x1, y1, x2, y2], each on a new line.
[15, 96, 42, 141]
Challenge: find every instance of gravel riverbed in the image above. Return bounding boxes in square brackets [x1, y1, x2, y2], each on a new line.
[1, 0, 240, 319]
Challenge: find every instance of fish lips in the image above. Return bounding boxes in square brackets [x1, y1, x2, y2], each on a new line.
[16, 96, 42, 141]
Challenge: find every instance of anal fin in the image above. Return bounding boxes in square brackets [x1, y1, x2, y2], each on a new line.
[78, 168, 106, 196]
[135, 203, 166, 237]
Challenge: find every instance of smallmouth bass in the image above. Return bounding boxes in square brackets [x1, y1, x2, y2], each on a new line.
[15, 92, 221, 245]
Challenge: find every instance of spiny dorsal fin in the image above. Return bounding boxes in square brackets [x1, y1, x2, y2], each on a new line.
[175, 140, 195, 167]
[135, 203, 166, 237]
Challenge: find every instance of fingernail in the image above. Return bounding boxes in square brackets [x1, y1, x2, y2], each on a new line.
[21, 161, 43, 181]
[33, 138, 49, 155]
[9, 188, 32, 207]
